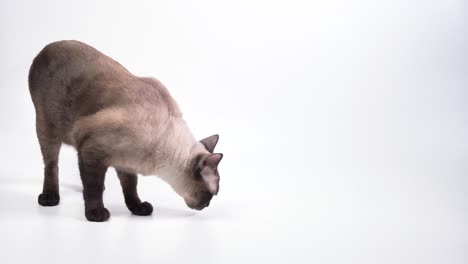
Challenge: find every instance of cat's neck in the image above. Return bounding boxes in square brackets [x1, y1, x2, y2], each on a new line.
[151, 118, 197, 177]
[150, 118, 209, 196]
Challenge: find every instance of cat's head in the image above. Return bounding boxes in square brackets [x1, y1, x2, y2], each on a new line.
[182, 135, 223, 210]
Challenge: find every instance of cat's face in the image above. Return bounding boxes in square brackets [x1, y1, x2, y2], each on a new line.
[183, 135, 223, 210]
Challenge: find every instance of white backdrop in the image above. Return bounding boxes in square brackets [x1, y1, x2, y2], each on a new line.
[1, 1, 467, 263]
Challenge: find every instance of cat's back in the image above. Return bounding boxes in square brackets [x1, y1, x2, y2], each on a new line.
[29, 40, 131, 91]
[28, 40, 183, 147]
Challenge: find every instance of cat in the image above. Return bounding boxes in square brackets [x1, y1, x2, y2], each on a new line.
[28, 40, 223, 222]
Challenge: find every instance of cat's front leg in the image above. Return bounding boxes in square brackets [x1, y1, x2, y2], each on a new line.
[116, 170, 153, 216]
[78, 149, 110, 222]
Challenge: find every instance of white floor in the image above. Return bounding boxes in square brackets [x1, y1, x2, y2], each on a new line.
[0, 146, 466, 264]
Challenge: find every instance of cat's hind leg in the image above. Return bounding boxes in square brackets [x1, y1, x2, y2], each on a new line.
[36, 122, 62, 206]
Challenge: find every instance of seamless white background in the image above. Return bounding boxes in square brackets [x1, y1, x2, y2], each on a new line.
[1, 0, 467, 263]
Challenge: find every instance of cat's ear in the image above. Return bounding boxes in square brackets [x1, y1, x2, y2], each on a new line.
[203, 153, 223, 168]
[200, 153, 223, 195]
[200, 134, 219, 153]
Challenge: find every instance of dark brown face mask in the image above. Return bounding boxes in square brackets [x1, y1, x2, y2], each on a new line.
[184, 135, 223, 210]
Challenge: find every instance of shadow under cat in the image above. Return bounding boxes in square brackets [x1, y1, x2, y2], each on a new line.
[0, 176, 198, 221]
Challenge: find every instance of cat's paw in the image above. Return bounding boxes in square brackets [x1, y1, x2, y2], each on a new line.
[130, 201, 153, 216]
[38, 192, 60, 206]
[85, 207, 110, 222]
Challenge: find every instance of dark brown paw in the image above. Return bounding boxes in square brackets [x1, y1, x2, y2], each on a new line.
[129, 201, 153, 216]
[85, 208, 110, 222]
[38, 192, 60, 206]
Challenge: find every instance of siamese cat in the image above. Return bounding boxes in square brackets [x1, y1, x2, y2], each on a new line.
[28, 40, 223, 222]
